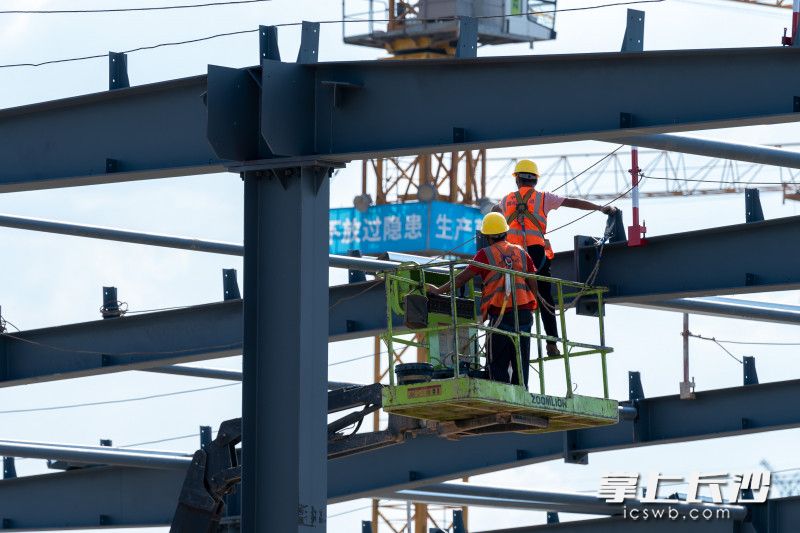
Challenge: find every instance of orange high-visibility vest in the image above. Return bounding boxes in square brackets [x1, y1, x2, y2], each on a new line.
[501, 187, 548, 247]
[479, 241, 536, 318]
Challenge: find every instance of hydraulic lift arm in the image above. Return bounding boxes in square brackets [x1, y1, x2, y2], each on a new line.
[170, 418, 241, 533]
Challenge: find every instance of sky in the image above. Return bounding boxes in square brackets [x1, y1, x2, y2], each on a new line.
[1, 0, 800, 531]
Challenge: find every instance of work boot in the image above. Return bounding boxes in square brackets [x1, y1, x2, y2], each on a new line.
[546, 343, 560, 357]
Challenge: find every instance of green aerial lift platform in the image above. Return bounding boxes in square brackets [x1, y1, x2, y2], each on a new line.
[379, 259, 618, 437]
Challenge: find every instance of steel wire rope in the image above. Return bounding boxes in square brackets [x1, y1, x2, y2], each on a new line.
[689, 334, 800, 346]
[0, 383, 241, 415]
[0, 0, 665, 69]
[0, 0, 271, 15]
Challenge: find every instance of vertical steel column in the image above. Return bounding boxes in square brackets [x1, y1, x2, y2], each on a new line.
[242, 164, 332, 532]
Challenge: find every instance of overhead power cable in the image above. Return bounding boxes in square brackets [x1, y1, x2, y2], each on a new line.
[0, 383, 240, 415]
[121, 433, 199, 447]
[0, 0, 664, 70]
[0, 28, 259, 69]
[121, 431, 218, 448]
[330, 351, 387, 366]
[0, 0, 271, 15]
[328, 504, 374, 519]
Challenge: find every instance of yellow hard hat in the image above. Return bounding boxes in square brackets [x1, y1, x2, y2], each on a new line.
[513, 159, 539, 177]
[480, 212, 510, 236]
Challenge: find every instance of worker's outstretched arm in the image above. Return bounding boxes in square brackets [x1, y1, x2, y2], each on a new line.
[491, 203, 503, 214]
[427, 269, 475, 296]
[562, 198, 618, 215]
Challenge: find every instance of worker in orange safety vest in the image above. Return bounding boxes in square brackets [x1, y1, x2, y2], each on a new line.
[493, 159, 617, 356]
[427, 212, 539, 388]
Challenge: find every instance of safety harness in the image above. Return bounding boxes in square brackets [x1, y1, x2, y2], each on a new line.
[504, 188, 547, 246]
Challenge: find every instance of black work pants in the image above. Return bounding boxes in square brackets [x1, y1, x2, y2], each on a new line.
[488, 309, 533, 388]
[526, 244, 559, 344]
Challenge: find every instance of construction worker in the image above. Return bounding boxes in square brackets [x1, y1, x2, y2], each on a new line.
[493, 159, 618, 357]
[427, 212, 538, 388]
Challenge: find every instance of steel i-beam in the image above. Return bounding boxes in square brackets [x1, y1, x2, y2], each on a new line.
[5, 47, 800, 191]
[241, 163, 334, 532]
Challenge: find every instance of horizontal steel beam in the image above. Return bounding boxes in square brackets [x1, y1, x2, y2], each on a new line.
[0, 284, 401, 387]
[625, 296, 800, 325]
[0, 212, 401, 272]
[2, 369, 794, 531]
[611, 133, 800, 169]
[0, 301, 243, 388]
[481, 496, 800, 532]
[0, 466, 185, 530]
[327, 378, 800, 501]
[0, 213, 243, 255]
[143, 365, 243, 381]
[552, 216, 800, 302]
[0, 441, 191, 470]
[4, 47, 800, 191]
[1, 378, 798, 529]
[4, 216, 798, 387]
[380, 484, 747, 520]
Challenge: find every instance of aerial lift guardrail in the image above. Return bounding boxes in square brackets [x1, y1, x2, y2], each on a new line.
[380, 260, 618, 437]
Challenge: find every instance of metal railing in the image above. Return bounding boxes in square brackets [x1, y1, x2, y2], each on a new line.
[525, 0, 557, 31]
[381, 259, 611, 399]
[341, 0, 390, 39]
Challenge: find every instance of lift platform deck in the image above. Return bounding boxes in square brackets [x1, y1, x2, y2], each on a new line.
[383, 376, 618, 434]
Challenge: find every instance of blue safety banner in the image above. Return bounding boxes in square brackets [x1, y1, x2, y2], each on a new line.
[329, 201, 483, 256]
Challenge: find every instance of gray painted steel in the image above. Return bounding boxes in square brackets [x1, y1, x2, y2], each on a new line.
[620, 9, 644, 53]
[0, 213, 243, 255]
[0, 466, 185, 530]
[0, 283, 400, 387]
[381, 484, 747, 520]
[553, 216, 800, 302]
[625, 296, 800, 324]
[0, 301, 243, 387]
[144, 365, 243, 381]
[612, 132, 800, 169]
[0, 75, 223, 192]
[0, 379, 798, 528]
[0, 441, 191, 470]
[3, 216, 799, 387]
[241, 166, 330, 532]
[4, 48, 800, 191]
[327, 378, 800, 501]
[0, 213, 393, 271]
[0, 212, 406, 272]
